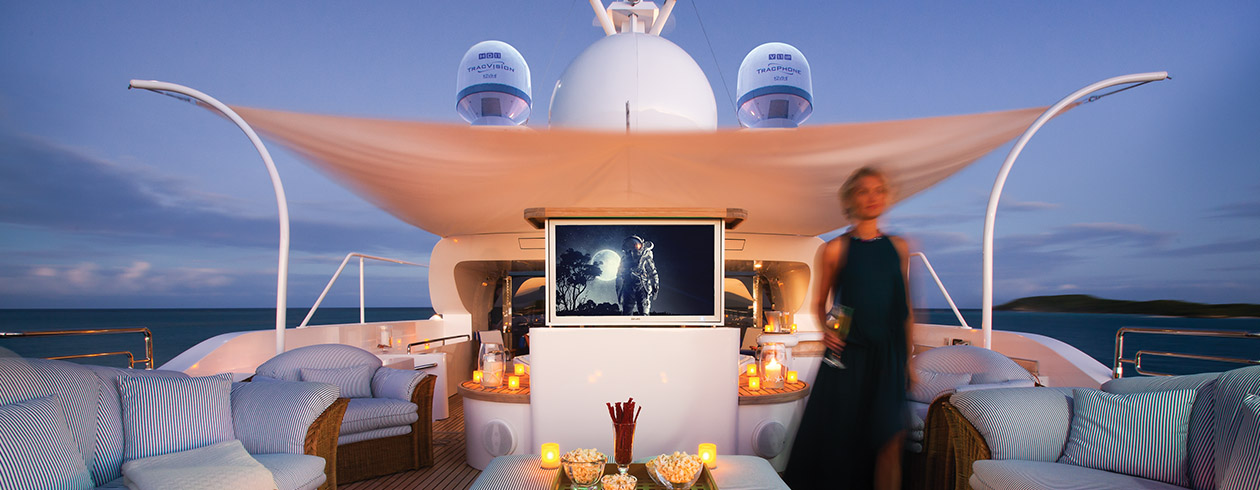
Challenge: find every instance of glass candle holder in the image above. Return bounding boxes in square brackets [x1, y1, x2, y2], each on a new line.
[759, 342, 786, 389]
[472, 370, 483, 383]
[746, 364, 757, 377]
[698, 443, 718, 469]
[540, 443, 560, 469]
[786, 371, 799, 384]
[748, 376, 760, 390]
[514, 362, 526, 376]
[508, 375, 520, 390]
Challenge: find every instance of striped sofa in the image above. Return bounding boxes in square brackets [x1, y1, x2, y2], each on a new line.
[0, 357, 347, 490]
[936, 364, 1260, 490]
[253, 344, 436, 483]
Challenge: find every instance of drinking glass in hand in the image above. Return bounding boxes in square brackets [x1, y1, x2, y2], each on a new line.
[822, 305, 853, 369]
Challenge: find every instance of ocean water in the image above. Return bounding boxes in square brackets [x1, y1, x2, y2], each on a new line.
[1, 307, 1254, 376]
[921, 309, 1259, 377]
[0, 307, 435, 368]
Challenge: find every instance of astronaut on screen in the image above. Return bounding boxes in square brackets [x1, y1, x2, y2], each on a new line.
[616, 235, 659, 315]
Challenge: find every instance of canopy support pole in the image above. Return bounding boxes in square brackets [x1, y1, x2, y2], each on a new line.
[129, 79, 291, 356]
[981, 71, 1169, 349]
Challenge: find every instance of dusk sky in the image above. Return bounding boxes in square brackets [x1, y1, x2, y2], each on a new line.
[1, 2, 1257, 309]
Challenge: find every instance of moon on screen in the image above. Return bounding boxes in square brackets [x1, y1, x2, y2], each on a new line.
[592, 249, 621, 281]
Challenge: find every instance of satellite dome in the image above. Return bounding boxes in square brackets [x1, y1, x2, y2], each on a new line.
[456, 40, 532, 126]
[549, 33, 717, 131]
[736, 42, 813, 128]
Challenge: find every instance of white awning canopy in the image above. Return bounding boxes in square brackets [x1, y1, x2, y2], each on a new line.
[232, 106, 1050, 237]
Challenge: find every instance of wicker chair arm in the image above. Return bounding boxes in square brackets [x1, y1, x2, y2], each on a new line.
[304, 397, 349, 490]
[408, 374, 436, 468]
[941, 399, 991, 490]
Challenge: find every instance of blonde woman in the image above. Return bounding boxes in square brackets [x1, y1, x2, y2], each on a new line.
[784, 167, 913, 490]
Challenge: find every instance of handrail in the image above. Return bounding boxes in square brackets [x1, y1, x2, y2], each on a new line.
[981, 72, 1170, 349]
[299, 253, 429, 328]
[0, 328, 154, 369]
[130, 79, 291, 355]
[1113, 327, 1259, 378]
[909, 252, 970, 328]
[407, 334, 471, 353]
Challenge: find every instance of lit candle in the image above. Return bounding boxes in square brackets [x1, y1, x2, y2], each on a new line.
[540, 443, 560, 469]
[746, 364, 757, 376]
[514, 363, 526, 376]
[764, 358, 782, 383]
[787, 371, 798, 383]
[508, 375, 520, 390]
[378, 325, 391, 348]
[472, 370, 483, 383]
[748, 376, 760, 390]
[698, 443, 718, 469]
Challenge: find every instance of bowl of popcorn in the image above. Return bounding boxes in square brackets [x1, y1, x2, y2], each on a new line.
[647, 452, 704, 490]
[600, 473, 636, 490]
[560, 448, 607, 490]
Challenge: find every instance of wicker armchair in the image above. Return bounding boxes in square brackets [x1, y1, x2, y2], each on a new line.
[254, 344, 437, 483]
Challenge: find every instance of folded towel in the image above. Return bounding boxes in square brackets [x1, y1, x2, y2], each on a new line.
[906, 441, 923, 453]
[122, 439, 275, 490]
[908, 429, 924, 442]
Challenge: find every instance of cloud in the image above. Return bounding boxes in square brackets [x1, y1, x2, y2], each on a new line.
[1001, 200, 1061, 212]
[0, 261, 234, 296]
[1153, 237, 1260, 257]
[1208, 201, 1260, 219]
[0, 133, 438, 254]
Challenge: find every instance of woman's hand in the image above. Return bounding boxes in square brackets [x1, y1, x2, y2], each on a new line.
[822, 327, 847, 353]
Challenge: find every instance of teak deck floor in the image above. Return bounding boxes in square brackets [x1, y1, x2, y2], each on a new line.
[340, 393, 481, 489]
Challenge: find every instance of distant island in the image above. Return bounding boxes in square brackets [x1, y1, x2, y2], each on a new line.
[996, 294, 1260, 318]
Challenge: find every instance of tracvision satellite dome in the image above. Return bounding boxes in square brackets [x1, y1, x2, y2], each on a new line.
[736, 42, 813, 128]
[456, 40, 532, 126]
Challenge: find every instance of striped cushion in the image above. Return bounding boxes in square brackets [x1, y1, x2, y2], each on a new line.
[908, 369, 971, 403]
[911, 345, 1033, 384]
[117, 373, 235, 461]
[252, 453, 328, 490]
[1104, 372, 1218, 490]
[341, 397, 419, 435]
[0, 358, 106, 486]
[254, 344, 383, 381]
[954, 379, 1038, 393]
[371, 367, 428, 400]
[84, 365, 190, 485]
[338, 425, 411, 445]
[951, 387, 1073, 461]
[301, 364, 373, 398]
[1214, 365, 1260, 487]
[1220, 394, 1260, 490]
[1060, 388, 1195, 486]
[230, 381, 339, 455]
[0, 395, 94, 490]
[971, 460, 1187, 490]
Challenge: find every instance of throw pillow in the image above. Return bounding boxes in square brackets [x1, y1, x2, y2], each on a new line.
[301, 364, 374, 398]
[1220, 394, 1260, 490]
[0, 395, 94, 490]
[118, 373, 235, 461]
[908, 369, 972, 404]
[1060, 388, 1196, 487]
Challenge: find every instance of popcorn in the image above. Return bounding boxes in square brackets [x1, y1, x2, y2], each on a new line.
[601, 474, 637, 490]
[650, 451, 703, 484]
[561, 448, 606, 484]
[562, 448, 606, 463]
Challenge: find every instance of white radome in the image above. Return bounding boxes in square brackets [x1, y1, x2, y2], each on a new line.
[549, 33, 717, 132]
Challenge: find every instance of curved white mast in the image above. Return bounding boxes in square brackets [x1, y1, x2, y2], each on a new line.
[981, 71, 1169, 348]
[129, 80, 291, 355]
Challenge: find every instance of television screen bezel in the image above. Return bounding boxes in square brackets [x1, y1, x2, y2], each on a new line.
[545, 218, 725, 326]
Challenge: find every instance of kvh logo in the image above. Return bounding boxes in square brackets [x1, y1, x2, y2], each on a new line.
[478, 52, 502, 60]
[767, 53, 792, 61]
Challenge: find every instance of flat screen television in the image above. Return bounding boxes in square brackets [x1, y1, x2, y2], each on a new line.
[546, 219, 725, 326]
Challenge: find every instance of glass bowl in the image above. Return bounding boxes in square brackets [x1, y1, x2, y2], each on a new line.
[601, 473, 637, 490]
[647, 453, 704, 490]
[560, 454, 607, 490]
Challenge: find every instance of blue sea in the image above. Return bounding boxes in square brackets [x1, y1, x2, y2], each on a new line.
[1, 308, 1254, 376]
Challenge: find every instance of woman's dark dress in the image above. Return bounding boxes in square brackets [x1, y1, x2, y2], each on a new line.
[783, 235, 909, 489]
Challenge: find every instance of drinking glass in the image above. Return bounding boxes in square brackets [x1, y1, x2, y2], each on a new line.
[613, 422, 635, 475]
[822, 305, 853, 369]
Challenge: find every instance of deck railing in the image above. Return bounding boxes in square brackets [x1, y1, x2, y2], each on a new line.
[299, 252, 428, 328]
[1113, 326, 1260, 378]
[0, 328, 155, 369]
[909, 252, 970, 328]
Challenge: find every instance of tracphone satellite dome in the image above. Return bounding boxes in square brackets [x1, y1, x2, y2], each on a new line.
[456, 40, 532, 126]
[736, 42, 813, 128]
